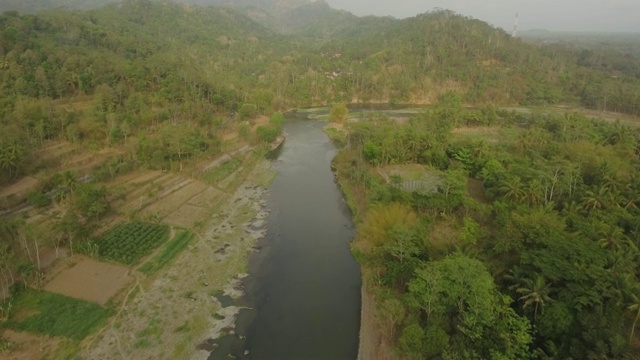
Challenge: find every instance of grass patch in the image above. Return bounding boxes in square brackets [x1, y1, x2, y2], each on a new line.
[172, 315, 209, 359]
[203, 158, 242, 184]
[323, 125, 348, 147]
[45, 339, 82, 360]
[97, 222, 170, 265]
[134, 317, 164, 349]
[140, 230, 195, 275]
[4, 288, 112, 340]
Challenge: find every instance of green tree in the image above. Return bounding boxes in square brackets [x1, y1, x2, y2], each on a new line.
[515, 273, 553, 320]
[409, 253, 532, 359]
[329, 103, 348, 124]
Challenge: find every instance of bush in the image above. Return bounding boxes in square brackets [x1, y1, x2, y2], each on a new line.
[256, 125, 279, 143]
[26, 191, 51, 207]
[238, 103, 257, 119]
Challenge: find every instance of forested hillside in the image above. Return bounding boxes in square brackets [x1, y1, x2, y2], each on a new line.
[1, 0, 640, 358]
[0, 0, 299, 185]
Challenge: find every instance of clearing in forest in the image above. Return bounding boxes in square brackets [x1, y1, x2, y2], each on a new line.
[378, 164, 444, 193]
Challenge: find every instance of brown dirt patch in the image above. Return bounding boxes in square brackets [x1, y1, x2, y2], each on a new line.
[141, 181, 207, 219]
[221, 130, 239, 141]
[34, 141, 76, 162]
[0, 177, 39, 198]
[112, 170, 163, 188]
[451, 126, 500, 135]
[425, 219, 460, 255]
[379, 164, 428, 181]
[467, 178, 490, 204]
[251, 115, 270, 130]
[164, 204, 210, 228]
[124, 173, 177, 201]
[357, 280, 399, 360]
[0, 176, 39, 210]
[187, 187, 225, 207]
[164, 186, 227, 227]
[43, 257, 131, 306]
[1, 329, 62, 360]
[324, 122, 346, 131]
[64, 148, 120, 176]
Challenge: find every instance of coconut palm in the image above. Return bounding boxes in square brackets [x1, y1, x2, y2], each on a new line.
[0, 142, 24, 179]
[627, 290, 640, 342]
[581, 187, 610, 211]
[525, 179, 544, 206]
[499, 176, 525, 203]
[516, 273, 554, 320]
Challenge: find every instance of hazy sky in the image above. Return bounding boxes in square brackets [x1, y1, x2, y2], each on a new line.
[324, 0, 640, 32]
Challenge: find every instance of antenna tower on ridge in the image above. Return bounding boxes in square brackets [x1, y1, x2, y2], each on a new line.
[512, 12, 519, 37]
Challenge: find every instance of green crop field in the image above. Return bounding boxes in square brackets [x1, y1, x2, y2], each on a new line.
[140, 230, 195, 275]
[3, 289, 112, 340]
[97, 222, 170, 265]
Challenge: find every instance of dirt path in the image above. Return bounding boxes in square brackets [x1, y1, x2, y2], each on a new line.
[81, 161, 274, 359]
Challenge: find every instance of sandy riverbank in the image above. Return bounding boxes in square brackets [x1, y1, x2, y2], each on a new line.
[357, 279, 398, 360]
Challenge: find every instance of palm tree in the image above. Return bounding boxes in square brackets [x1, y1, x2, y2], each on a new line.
[499, 176, 525, 203]
[627, 290, 640, 342]
[598, 224, 627, 251]
[602, 174, 620, 193]
[617, 188, 640, 211]
[0, 142, 24, 179]
[525, 179, 544, 206]
[581, 187, 610, 211]
[516, 273, 553, 320]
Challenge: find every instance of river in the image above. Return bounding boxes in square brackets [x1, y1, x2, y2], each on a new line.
[242, 117, 361, 359]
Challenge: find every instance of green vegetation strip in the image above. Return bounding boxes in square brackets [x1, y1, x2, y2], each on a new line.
[323, 126, 348, 147]
[204, 159, 242, 184]
[4, 288, 112, 340]
[97, 222, 170, 265]
[140, 230, 195, 275]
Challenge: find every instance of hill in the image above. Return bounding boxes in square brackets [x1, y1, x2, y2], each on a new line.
[2, 1, 640, 358]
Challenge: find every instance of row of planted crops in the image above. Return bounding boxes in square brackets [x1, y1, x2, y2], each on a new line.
[97, 222, 170, 265]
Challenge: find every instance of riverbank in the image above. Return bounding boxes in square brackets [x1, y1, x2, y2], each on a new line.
[82, 159, 275, 359]
[357, 279, 397, 360]
[331, 147, 397, 360]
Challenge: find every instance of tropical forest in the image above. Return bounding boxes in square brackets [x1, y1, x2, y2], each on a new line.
[0, 0, 639, 359]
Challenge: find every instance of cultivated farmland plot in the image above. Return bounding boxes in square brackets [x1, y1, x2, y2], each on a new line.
[97, 222, 170, 265]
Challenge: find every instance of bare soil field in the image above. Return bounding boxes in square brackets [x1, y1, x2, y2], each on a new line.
[141, 181, 207, 219]
[43, 257, 132, 306]
[0, 176, 38, 199]
[115, 170, 164, 188]
[34, 141, 77, 163]
[164, 187, 225, 228]
[0, 329, 62, 360]
[163, 204, 210, 228]
[0, 176, 39, 210]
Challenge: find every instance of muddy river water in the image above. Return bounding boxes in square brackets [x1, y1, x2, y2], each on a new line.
[244, 117, 361, 359]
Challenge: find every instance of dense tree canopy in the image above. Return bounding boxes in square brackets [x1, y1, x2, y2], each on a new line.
[334, 98, 640, 358]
